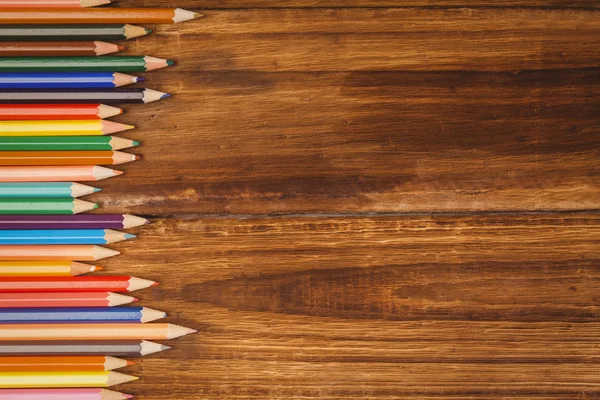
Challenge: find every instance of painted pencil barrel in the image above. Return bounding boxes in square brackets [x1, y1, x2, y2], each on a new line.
[0, 25, 150, 42]
[0, 41, 123, 57]
[0, 183, 98, 197]
[0, 8, 198, 24]
[0, 340, 167, 356]
[0, 136, 138, 151]
[0, 276, 154, 292]
[0, 56, 170, 72]
[0, 88, 170, 104]
[0, 261, 97, 276]
[0, 214, 147, 230]
[0, 388, 131, 400]
[0, 151, 138, 166]
[0, 166, 122, 182]
[0, 245, 119, 261]
[0, 120, 132, 136]
[0, 198, 96, 215]
[0, 104, 122, 120]
[0, 307, 163, 323]
[0, 371, 137, 388]
[0, 229, 134, 245]
[0, 292, 135, 308]
[0, 0, 111, 8]
[0, 356, 128, 373]
[0, 73, 140, 88]
[0, 323, 196, 341]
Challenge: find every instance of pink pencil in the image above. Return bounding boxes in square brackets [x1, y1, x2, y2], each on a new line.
[0, 388, 131, 400]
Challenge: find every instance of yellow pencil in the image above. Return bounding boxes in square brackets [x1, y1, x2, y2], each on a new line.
[0, 261, 99, 276]
[0, 371, 137, 388]
[0, 120, 133, 136]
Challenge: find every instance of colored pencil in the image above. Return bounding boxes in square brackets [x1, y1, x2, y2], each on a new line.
[0, 340, 168, 356]
[0, 229, 135, 245]
[0, 356, 130, 372]
[0, 245, 119, 261]
[0, 56, 172, 72]
[0, 25, 150, 41]
[0, 389, 131, 400]
[0, 151, 139, 166]
[0, 88, 171, 104]
[0, 0, 111, 8]
[0, 276, 156, 292]
[0, 8, 199, 24]
[0, 214, 148, 230]
[0, 323, 197, 341]
[0, 166, 122, 182]
[0, 104, 122, 120]
[0, 73, 142, 89]
[0, 261, 99, 276]
[0, 42, 123, 57]
[0, 371, 138, 388]
[0, 120, 133, 136]
[0, 307, 166, 324]
[0, 292, 136, 308]
[0, 183, 99, 197]
[0, 136, 138, 151]
[0, 198, 97, 215]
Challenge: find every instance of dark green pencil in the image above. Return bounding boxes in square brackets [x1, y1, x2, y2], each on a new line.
[0, 25, 151, 42]
[0, 56, 173, 73]
[0, 136, 139, 151]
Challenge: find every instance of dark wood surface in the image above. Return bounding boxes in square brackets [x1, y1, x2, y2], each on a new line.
[93, 2, 598, 398]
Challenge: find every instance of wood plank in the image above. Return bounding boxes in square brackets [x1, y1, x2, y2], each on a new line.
[116, 0, 600, 9]
[98, 69, 600, 214]
[120, 9, 600, 72]
[98, 214, 600, 398]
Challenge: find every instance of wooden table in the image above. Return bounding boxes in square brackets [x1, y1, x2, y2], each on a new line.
[96, 1, 599, 398]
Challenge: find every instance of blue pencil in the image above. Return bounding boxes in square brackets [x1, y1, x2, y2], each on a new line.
[0, 72, 143, 89]
[0, 229, 135, 245]
[0, 182, 100, 198]
[0, 307, 165, 324]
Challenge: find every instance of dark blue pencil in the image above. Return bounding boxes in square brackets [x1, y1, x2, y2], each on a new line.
[0, 307, 165, 324]
[0, 72, 142, 89]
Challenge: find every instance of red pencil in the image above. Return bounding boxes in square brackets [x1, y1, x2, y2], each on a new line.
[0, 276, 157, 293]
[0, 104, 122, 120]
[0, 292, 136, 308]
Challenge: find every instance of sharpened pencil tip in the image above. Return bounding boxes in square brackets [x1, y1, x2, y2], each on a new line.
[114, 170, 124, 176]
[132, 298, 139, 302]
[125, 233, 136, 239]
[132, 140, 140, 146]
[135, 155, 141, 160]
[118, 45, 126, 51]
[194, 13, 204, 18]
[145, 28, 153, 34]
[126, 360, 136, 366]
[167, 60, 175, 66]
[94, 266, 104, 271]
[152, 282, 159, 287]
[93, 187, 102, 193]
[137, 76, 145, 82]
[125, 395, 134, 399]
[93, 203, 100, 209]
[161, 93, 172, 99]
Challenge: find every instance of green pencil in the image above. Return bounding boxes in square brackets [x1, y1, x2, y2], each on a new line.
[0, 136, 139, 151]
[0, 182, 100, 198]
[0, 198, 97, 214]
[0, 56, 173, 72]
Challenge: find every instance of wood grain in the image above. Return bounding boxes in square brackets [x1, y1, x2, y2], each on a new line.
[95, 214, 600, 398]
[96, 68, 600, 214]
[117, 0, 600, 9]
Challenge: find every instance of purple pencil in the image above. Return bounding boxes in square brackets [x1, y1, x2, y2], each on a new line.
[0, 214, 148, 230]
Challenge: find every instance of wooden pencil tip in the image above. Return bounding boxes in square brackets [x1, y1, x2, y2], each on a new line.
[107, 292, 137, 307]
[167, 324, 198, 339]
[114, 170, 124, 176]
[194, 13, 205, 18]
[173, 8, 198, 23]
[128, 276, 157, 292]
[97, 104, 123, 119]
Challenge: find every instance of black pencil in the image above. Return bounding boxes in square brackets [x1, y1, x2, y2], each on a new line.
[0, 88, 170, 104]
[0, 24, 150, 41]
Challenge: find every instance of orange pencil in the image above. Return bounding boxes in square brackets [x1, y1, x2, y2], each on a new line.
[0, 8, 201, 24]
[0, 356, 131, 372]
[0, 151, 138, 166]
[0, 245, 119, 261]
[0, 323, 196, 341]
[0, 0, 110, 8]
[0, 166, 121, 182]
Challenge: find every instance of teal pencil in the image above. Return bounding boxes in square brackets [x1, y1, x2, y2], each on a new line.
[0, 183, 100, 198]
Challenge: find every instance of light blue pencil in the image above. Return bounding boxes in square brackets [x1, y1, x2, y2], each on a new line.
[0, 229, 134, 245]
[0, 182, 100, 198]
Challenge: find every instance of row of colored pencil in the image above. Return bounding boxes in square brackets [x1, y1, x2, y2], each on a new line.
[1, 1, 199, 397]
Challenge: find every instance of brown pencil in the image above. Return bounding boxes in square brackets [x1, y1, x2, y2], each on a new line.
[0, 42, 124, 56]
